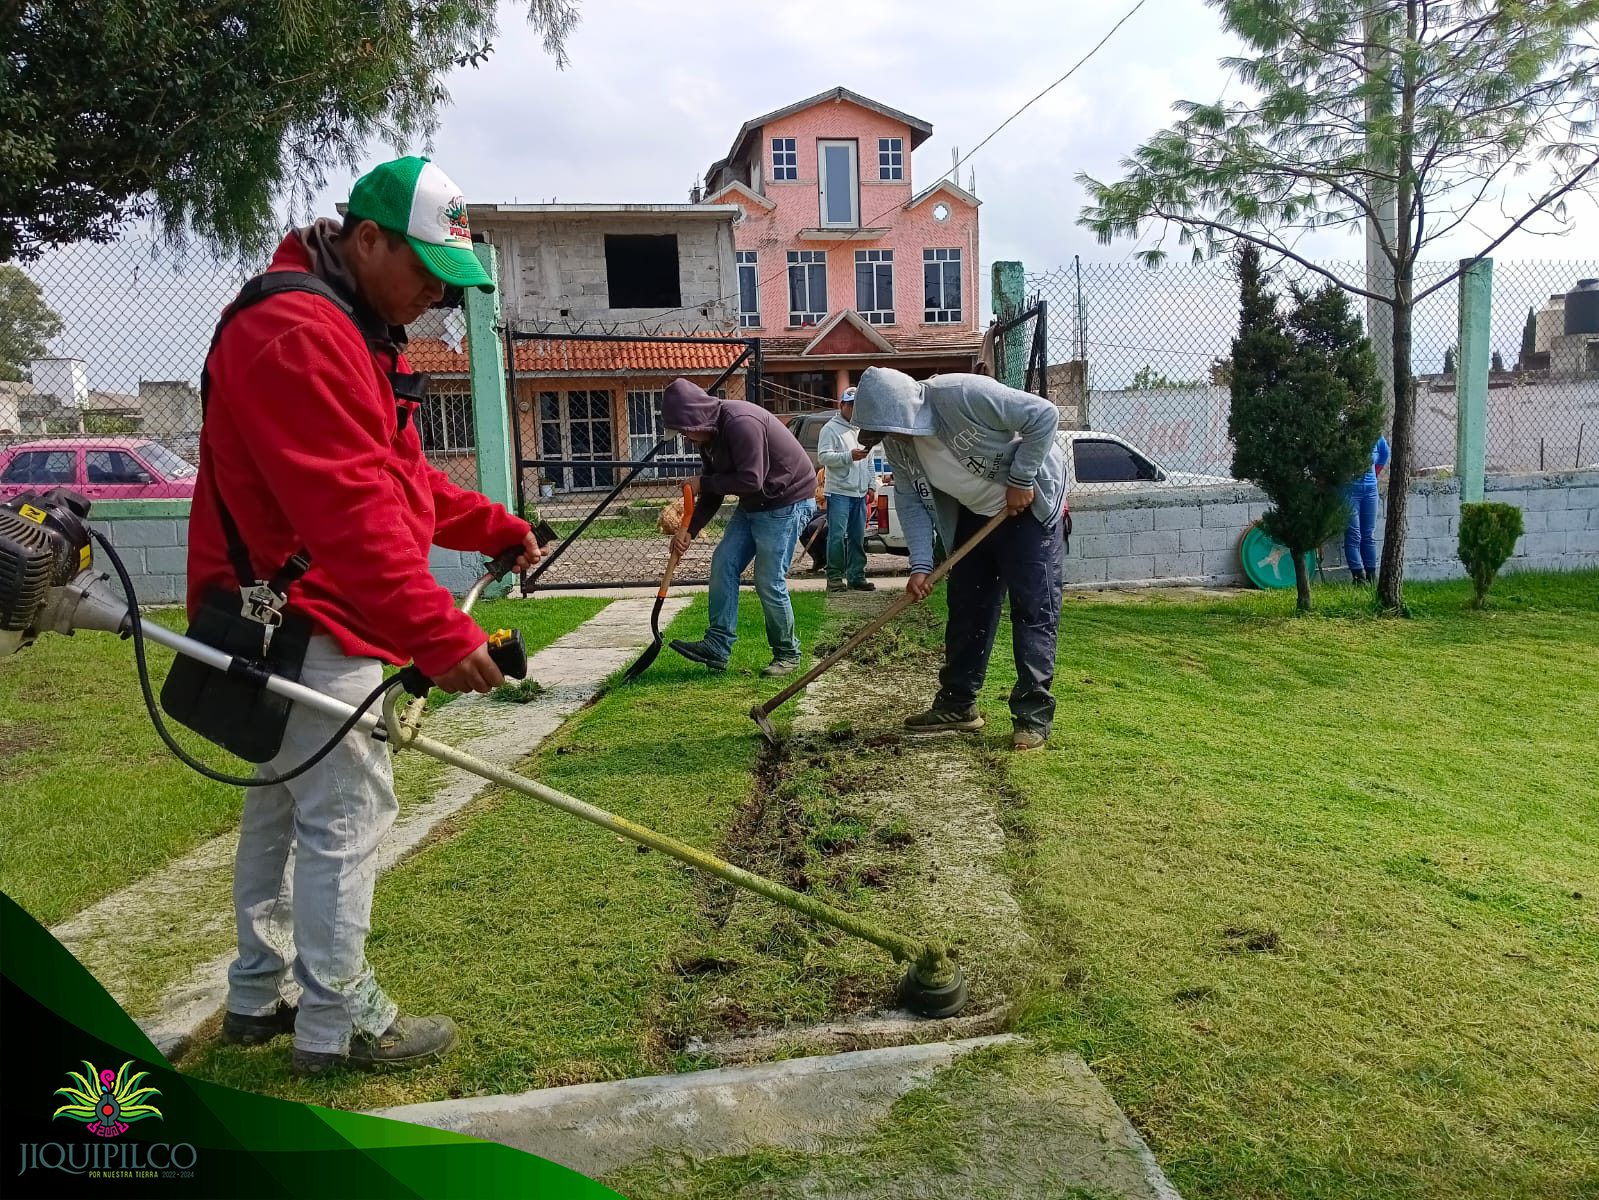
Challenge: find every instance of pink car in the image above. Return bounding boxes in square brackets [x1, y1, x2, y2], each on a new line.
[0, 437, 198, 502]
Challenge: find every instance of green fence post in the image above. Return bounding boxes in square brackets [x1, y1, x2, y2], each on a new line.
[465, 242, 516, 514]
[1455, 257, 1492, 503]
[992, 261, 1026, 389]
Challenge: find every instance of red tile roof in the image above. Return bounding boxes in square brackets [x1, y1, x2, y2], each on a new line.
[758, 325, 983, 360]
[405, 336, 748, 376]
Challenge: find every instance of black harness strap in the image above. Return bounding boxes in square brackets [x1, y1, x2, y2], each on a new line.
[200, 270, 426, 601]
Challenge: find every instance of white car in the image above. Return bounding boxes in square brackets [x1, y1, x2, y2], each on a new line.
[866, 430, 1232, 555]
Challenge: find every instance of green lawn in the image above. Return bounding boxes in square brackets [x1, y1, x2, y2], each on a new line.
[178, 591, 830, 1112]
[0, 595, 607, 928]
[22, 568, 1599, 1198]
[1001, 572, 1599, 1199]
[547, 514, 731, 541]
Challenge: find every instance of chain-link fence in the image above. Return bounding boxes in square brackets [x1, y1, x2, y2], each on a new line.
[1, 239, 251, 496]
[1027, 257, 1599, 482]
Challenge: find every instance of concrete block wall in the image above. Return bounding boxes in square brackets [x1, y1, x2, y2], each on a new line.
[79, 468, 1599, 606]
[89, 512, 484, 607]
[1064, 469, 1599, 588]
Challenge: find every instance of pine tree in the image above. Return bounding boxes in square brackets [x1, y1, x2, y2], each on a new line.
[1078, 0, 1599, 613]
[1519, 306, 1538, 367]
[1229, 246, 1386, 612]
[1443, 346, 1456, 375]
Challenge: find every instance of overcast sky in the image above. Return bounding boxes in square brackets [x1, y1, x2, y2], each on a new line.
[26, 0, 1599, 395]
[297, 0, 1595, 268]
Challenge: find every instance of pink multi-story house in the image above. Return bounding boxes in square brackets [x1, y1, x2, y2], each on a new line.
[699, 87, 982, 404]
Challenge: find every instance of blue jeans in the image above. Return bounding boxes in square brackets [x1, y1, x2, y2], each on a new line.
[1343, 480, 1379, 576]
[704, 499, 815, 662]
[936, 507, 1064, 734]
[826, 493, 868, 585]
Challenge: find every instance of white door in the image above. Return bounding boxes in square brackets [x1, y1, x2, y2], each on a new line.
[818, 140, 859, 228]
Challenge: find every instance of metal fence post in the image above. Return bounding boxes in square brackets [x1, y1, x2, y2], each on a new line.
[1456, 256, 1492, 503]
[465, 242, 517, 514]
[992, 261, 1026, 389]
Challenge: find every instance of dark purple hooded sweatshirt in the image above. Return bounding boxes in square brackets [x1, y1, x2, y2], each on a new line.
[662, 379, 816, 535]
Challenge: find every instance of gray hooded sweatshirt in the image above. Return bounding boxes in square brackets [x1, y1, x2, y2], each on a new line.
[662, 379, 816, 535]
[851, 368, 1066, 573]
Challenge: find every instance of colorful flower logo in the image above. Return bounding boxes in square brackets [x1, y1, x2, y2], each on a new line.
[443, 197, 471, 243]
[52, 1061, 163, 1139]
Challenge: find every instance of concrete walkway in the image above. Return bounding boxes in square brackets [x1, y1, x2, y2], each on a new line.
[50, 595, 686, 1061]
[374, 1037, 1180, 1198]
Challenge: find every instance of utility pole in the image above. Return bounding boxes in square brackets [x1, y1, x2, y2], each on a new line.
[1365, 9, 1398, 419]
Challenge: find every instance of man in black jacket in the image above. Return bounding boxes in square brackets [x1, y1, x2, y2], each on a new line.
[662, 379, 817, 676]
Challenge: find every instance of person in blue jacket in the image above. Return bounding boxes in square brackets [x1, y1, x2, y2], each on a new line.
[1345, 435, 1390, 582]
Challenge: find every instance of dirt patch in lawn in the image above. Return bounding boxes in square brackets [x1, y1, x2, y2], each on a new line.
[656, 592, 1041, 1055]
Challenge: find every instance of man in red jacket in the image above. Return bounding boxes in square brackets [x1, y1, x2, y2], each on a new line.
[190, 156, 540, 1075]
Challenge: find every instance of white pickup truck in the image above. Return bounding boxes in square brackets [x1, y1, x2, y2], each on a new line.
[866, 430, 1232, 555]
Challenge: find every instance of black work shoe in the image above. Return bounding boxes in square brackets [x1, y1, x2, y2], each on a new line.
[291, 1014, 460, 1077]
[826, 580, 848, 592]
[669, 639, 729, 671]
[903, 706, 984, 734]
[848, 580, 877, 591]
[221, 1001, 297, 1047]
[762, 656, 800, 677]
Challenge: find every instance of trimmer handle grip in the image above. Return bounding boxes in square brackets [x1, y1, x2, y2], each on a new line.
[484, 544, 525, 581]
[397, 629, 527, 698]
[485, 628, 527, 680]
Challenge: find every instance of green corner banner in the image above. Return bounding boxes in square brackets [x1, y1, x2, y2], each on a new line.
[0, 892, 619, 1198]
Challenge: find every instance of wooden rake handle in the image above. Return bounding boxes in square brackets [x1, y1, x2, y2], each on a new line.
[756, 508, 1012, 719]
[657, 484, 696, 596]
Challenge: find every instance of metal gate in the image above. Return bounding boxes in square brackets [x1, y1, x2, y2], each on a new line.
[993, 298, 1049, 398]
[503, 329, 763, 588]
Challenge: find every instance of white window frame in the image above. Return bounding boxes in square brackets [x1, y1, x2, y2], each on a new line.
[923, 248, 963, 324]
[817, 139, 859, 228]
[418, 385, 476, 454]
[626, 389, 699, 479]
[736, 250, 760, 329]
[538, 389, 615, 490]
[878, 137, 904, 181]
[787, 250, 828, 327]
[771, 137, 797, 181]
[854, 249, 895, 325]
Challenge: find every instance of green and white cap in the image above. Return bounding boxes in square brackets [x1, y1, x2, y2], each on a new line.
[345, 156, 494, 292]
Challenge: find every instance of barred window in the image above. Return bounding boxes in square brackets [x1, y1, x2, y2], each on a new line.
[417, 387, 475, 454]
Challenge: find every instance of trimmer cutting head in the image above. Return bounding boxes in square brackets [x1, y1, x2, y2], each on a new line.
[897, 961, 968, 1018]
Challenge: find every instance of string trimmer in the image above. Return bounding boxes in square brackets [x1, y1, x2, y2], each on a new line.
[0, 489, 967, 1017]
[750, 509, 1009, 743]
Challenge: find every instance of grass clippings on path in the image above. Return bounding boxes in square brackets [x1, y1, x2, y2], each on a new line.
[178, 592, 830, 1112]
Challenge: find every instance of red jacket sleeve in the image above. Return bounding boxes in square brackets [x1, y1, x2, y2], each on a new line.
[227, 319, 485, 679]
[425, 458, 530, 554]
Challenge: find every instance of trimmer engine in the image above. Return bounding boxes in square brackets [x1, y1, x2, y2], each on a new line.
[0, 489, 95, 657]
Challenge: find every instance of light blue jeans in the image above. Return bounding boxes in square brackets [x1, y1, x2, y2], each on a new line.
[703, 499, 815, 662]
[1343, 478, 1380, 577]
[226, 636, 399, 1054]
[826, 493, 868, 585]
